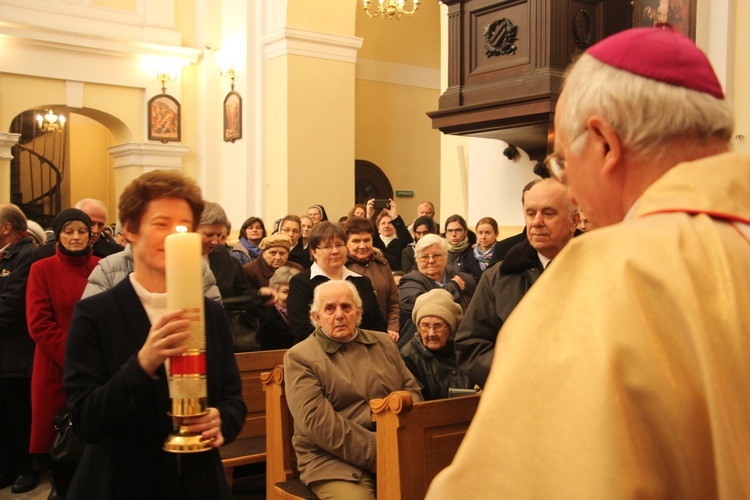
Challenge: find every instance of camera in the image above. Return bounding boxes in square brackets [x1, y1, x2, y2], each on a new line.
[373, 199, 391, 212]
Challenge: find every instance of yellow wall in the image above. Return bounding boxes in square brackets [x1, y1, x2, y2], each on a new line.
[354, 0, 441, 222]
[289, 0, 356, 35]
[354, 79, 441, 219]
[0, 74, 66, 131]
[732, 0, 750, 154]
[356, 0, 439, 67]
[92, 0, 136, 11]
[69, 114, 117, 222]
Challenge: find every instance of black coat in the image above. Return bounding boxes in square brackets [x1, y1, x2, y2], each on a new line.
[454, 238, 544, 387]
[258, 305, 295, 351]
[446, 247, 483, 283]
[372, 215, 413, 272]
[400, 335, 472, 401]
[0, 235, 36, 377]
[288, 239, 312, 269]
[287, 269, 387, 340]
[64, 278, 246, 499]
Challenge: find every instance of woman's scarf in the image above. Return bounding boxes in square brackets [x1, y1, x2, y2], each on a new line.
[473, 244, 494, 271]
[240, 237, 262, 257]
[58, 242, 93, 258]
[448, 236, 470, 254]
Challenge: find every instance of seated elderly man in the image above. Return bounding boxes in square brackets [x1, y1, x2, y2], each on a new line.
[284, 280, 422, 500]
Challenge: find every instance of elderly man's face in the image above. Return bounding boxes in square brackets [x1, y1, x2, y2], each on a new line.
[417, 202, 435, 218]
[524, 181, 578, 260]
[82, 203, 106, 246]
[312, 283, 362, 341]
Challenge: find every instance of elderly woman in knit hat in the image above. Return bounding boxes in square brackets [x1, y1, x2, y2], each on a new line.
[400, 288, 473, 401]
[243, 234, 303, 290]
[26, 208, 101, 497]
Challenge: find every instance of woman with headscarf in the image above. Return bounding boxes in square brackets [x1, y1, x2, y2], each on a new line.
[307, 205, 328, 225]
[278, 215, 312, 269]
[26, 208, 100, 498]
[231, 216, 267, 265]
[243, 234, 303, 290]
[400, 288, 473, 401]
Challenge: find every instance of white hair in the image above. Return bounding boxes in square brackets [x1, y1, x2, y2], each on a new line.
[415, 233, 448, 256]
[309, 280, 363, 329]
[561, 54, 734, 161]
[75, 198, 108, 219]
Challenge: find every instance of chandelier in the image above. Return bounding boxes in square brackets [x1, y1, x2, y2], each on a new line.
[363, 0, 419, 20]
[36, 109, 66, 133]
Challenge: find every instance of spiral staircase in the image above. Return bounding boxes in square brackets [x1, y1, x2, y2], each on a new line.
[9, 110, 65, 228]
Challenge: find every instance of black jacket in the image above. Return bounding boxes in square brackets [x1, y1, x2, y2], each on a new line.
[446, 246, 483, 283]
[373, 215, 413, 272]
[33, 237, 123, 262]
[400, 335, 472, 401]
[0, 235, 36, 377]
[287, 269, 387, 340]
[454, 238, 544, 387]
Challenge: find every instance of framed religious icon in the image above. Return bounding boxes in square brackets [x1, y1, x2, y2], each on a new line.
[223, 91, 242, 143]
[633, 0, 696, 41]
[148, 94, 181, 143]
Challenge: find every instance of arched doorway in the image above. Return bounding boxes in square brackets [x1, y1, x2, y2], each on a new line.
[355, 159, 393, 204]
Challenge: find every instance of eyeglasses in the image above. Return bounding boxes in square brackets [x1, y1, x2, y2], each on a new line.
[543, 129, 588, 184]
[418, 253, 445, 263]
[419, 322, 448, 334]
[280, 227, 300, 235]
[315, 242, 346, 252]
[445, 228, 464, 234]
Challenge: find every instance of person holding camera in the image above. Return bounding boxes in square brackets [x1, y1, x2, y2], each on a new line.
[366, 198, 412, 272]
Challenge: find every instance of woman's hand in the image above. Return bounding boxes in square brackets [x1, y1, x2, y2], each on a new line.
[179, 407, 225, 448]
[451, 275, 466, 291]
[366, 198, 376, 219]
[259, 286, 278, 305]
[137, 309, 191, 377]
[387, 330, 400, 343]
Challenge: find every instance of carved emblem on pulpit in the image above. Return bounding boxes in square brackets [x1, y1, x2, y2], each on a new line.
[483, 18, 518, 57]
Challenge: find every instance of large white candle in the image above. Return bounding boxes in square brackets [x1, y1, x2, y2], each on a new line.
[164, 226, 206, 413]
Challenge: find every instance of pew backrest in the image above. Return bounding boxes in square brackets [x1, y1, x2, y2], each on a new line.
[370, 391, 481, 500]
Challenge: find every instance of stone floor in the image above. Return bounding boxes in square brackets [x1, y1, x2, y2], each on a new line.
[0, 466, 265, 499]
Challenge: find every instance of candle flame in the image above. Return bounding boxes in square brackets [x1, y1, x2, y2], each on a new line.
[176, 225, 189, 233]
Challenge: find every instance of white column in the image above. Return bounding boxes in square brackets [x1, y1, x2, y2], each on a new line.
[0, 133, 21, 204]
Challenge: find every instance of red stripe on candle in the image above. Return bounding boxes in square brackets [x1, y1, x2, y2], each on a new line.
[170, 354, 206, 375]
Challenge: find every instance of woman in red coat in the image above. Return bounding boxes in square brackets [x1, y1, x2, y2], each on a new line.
[26, 208, 100, 498]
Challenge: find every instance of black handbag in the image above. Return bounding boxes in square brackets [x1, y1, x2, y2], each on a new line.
[50, 409, 84, 462]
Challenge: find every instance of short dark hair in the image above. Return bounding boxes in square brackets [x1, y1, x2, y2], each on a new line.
[240, 217, 267, 239]
[118, 170, 203, 234]
[375, 210, 391, 228]
[344, 216, 375, 239]
[0, 204, 27, 232]
[522, 179, 541, 204]
[413, 216, 438, 234]
[308, 221, 346, 250]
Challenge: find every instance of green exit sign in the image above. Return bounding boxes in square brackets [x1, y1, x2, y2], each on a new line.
[396, 190, 414, 197]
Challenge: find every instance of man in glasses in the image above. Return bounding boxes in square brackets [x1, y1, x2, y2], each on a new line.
[454, 179, 578, 387]
[428, 27, 749, 498]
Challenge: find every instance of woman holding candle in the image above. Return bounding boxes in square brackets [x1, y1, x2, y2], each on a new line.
[64, 170, 245, 499]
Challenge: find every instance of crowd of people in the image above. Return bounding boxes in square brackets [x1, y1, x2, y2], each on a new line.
[0, 26, 748, 499]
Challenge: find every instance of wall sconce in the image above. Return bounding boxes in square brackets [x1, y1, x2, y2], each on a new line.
[36, 109, 66, 133]
[220, 65, 236, 91]
[363, 0, 420, 20]
[157, 70, 178, 93]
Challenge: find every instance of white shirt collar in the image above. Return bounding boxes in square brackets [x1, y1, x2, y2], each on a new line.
[309, 261, 361, 280]
[537, 252, 552, 269]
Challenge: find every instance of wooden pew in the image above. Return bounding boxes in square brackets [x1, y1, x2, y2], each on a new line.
[220, 349, 287, 486]
[370, 391, 480, 500]
[263, 365, 480, 500]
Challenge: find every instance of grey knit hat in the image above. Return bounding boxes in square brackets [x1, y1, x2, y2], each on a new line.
[412, 288, 463, 333]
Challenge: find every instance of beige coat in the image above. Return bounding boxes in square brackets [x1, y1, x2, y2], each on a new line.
[284, 328, 422, 486]
[427, 154, 750, 499]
